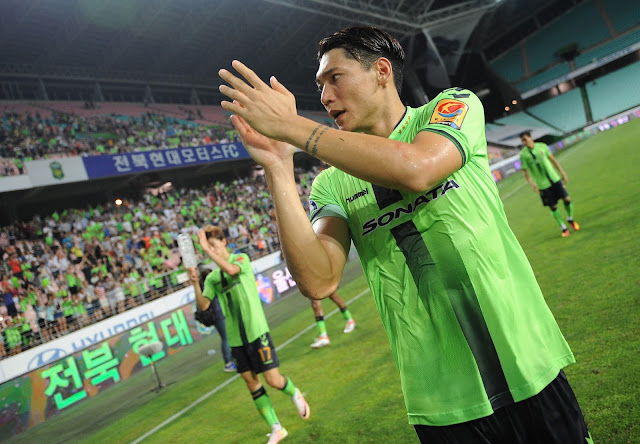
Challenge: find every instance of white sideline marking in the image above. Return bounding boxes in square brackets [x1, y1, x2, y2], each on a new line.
[501, 181, 527, 201]
[130, 288, 370, 444]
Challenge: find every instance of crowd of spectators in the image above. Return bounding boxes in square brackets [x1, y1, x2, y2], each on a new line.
[0, 105, 239, 176]
[0, 102, 524, 179]
[0, 166, 320, 359]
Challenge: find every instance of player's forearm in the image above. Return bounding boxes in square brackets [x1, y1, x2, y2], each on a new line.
[265, 161, 340, 299]
[192, 280, 210, 311]
[523, 171, 535, 188]
[202, 247, 240, 276]
[550, 156, 567, 178]
[282, 116, 441, 193]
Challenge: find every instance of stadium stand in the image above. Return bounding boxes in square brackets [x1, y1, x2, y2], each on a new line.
[525, 0, 610, 73]
[527, 88, 588, 133]
[484, 123, 502, 133]
[586, 60, 640, 121]
[0, 165, 322, 358]
[515, 63, 571, 93]
[489, 0, 639, 98]
[490, 47, 524, 82]
[602, 0, 640, 33]
[574, 27, 640, 69]
[0, 104, 239, 172]
[494, 111, 562, 136]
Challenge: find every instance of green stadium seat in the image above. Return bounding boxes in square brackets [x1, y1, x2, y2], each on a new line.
[586, 60, 640, 121]
[602, 0, 640, 33]
[527, 89, 587, 133]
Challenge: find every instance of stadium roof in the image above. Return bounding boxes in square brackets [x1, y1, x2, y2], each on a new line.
[0, 0, 573, 109]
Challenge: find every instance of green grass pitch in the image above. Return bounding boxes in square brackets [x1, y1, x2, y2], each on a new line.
[9, 118, 640, 443]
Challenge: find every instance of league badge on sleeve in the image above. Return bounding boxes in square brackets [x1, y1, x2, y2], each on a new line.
[430, 99, 469, 130]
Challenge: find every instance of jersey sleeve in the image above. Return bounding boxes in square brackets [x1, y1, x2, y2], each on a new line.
[231, 253, 252, 276]
[308, 168, 348, 225]
[418, 88, 485, 166]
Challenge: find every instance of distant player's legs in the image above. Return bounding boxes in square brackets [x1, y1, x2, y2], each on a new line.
[542, 182, 572, 237]
[549, 204, 570, 237]
[212, 317, 234, 371]
[310, 300, 330, 348]
[263, 368, 310, 420]
[328, 292, 356, 333]
[562, 196, 580, 231]
[241, 370, 286, 442]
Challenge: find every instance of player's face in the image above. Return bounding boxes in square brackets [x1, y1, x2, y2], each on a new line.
[207, 237, 226, 254]
[521, 134, 534, 148]
[316, 48, 381, 133]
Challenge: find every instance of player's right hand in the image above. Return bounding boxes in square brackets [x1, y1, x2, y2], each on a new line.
[230, 110, 297, 169]
[532, 186, 539, 193]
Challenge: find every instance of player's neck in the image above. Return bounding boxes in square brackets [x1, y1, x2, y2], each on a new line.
[365, 95, 406, 138]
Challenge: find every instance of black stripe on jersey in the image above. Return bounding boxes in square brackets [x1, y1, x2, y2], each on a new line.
[221, 270, 248, 345]
[527, 150, 554, 184]
[390, 221, 514, 411]
[420, 127, 466, 166]
[372, 184, 514, 412]
[372, 184, 403, 209]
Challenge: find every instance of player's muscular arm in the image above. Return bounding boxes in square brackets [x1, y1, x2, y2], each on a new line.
[219, 61, 462, 193]
[265, 161, 350, 300]
[280, 117, 462, 193]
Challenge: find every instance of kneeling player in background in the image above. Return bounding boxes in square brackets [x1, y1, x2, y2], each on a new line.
[188, 225, 310, 444]
[310, 291, 355, 349]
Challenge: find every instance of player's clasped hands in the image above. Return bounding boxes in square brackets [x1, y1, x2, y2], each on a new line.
[218, 60, 297, 142]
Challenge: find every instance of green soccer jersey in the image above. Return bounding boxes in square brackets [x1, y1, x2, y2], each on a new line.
[309, 88, 575, 426]
[519, 142, 561, 190]
[202, 253, 269, 347]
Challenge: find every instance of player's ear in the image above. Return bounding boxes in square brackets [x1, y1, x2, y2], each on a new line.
[375, 57, 393, 86]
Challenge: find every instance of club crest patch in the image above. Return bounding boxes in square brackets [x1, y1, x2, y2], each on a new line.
[430, 99, 468, 130]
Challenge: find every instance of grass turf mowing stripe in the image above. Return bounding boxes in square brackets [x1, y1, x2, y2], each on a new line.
[129, 287, 371, 444]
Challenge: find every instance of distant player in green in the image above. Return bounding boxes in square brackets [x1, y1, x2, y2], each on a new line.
[188, 225, 309, 444]
[218, 26, 591, 443]
[520, 131, 580, 237]
[309, 291, 355, 349]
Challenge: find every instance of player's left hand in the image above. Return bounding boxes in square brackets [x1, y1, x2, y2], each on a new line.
[219, 60, 297, 142]
[187, 267, 198, 284]
[562, 174, 568, 184]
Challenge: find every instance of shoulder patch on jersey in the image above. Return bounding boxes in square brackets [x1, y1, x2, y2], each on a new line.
[430, 99, 468, 130]
[309, 199, 318, 212]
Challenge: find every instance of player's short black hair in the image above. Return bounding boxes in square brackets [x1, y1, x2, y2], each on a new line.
[317, 26, 405, 95]
[520, 130, 532, 138]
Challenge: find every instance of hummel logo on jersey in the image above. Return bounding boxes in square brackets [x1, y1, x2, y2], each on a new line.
[346, 188, 369, 204]
[361, 179, 460, 236]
